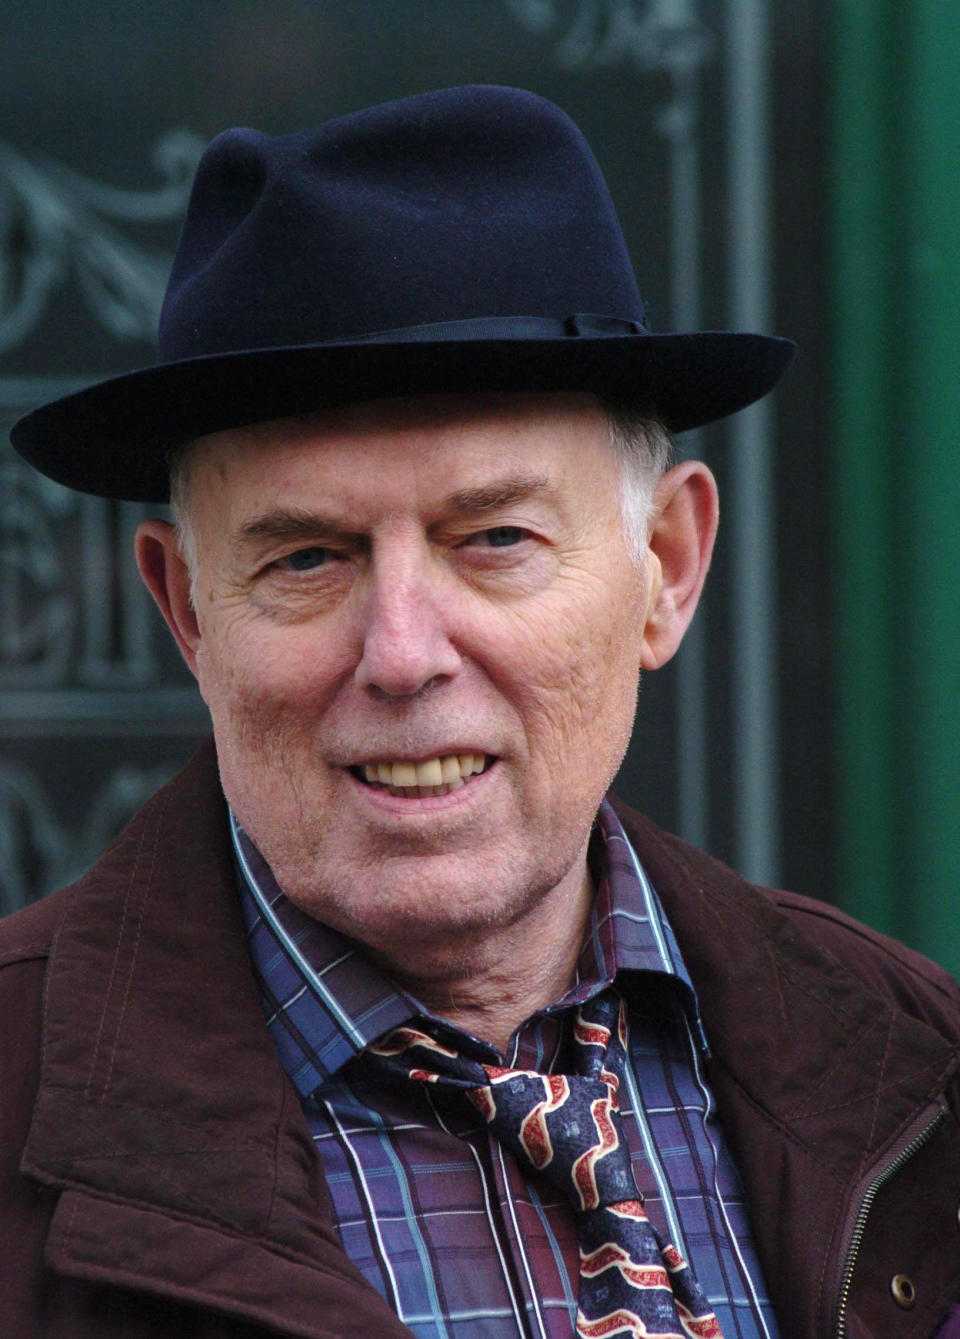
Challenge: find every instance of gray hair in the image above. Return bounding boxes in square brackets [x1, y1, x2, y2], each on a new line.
[167, 399, 673, 584]
[599, 400, 674, 564]
[167, 441, 199, 581]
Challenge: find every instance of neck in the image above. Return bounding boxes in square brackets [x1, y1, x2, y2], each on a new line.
[377, 858, 594, 1054]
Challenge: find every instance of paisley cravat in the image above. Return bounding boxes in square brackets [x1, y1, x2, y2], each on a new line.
[368, 989, 723, 1339]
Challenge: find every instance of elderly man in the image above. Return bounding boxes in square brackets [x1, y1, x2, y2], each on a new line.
[3, 86, 960, 1339]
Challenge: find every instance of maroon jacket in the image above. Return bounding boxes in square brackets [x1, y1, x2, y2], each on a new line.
[2, 740, 959, 1339]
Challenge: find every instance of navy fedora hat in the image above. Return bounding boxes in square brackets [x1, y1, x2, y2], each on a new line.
[11, 84, 795, 502]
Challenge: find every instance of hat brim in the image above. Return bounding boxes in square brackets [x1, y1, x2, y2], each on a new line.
[10, 331, 796, 502]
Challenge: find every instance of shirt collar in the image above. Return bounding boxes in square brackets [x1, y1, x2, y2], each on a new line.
[535, 801, 708, 1050]
[232, 799, 707, 1101]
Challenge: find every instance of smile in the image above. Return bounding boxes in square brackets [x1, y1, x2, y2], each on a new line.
[352, 754, 492, 798]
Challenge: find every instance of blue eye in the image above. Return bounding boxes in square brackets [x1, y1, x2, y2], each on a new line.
[482, 526, 526, 547]
[281, 547, 329, 571]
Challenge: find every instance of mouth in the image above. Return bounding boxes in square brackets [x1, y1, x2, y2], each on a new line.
[349, 753, 493, 798]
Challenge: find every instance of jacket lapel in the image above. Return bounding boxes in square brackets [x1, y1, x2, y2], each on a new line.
[617, 801, 960, 1339]
[22, 739, 412, 1337]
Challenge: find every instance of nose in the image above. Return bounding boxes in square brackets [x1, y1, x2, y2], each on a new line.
[353, 549, 462, 698]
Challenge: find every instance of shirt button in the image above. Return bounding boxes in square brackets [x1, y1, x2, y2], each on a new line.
[891, 1274, 917, 1309]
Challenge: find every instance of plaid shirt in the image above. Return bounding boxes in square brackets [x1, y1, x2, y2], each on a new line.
[234, 802, 781, 1339]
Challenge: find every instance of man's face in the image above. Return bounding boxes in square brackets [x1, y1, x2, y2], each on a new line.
[175, 394, 656, 965]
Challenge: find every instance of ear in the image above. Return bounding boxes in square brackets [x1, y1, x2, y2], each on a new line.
[134, 519, 202, 679]
[640, 460, 719, 671]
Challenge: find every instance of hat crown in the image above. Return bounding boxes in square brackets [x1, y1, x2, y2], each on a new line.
[159, 85, 646, 360]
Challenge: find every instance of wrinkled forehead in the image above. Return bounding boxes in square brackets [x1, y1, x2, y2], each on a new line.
[172, 391, 614, 511]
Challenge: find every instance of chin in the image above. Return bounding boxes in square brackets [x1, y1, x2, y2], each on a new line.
[284, 852, 550, 951]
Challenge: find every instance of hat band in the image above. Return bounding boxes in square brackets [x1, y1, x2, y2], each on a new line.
[326, 312, 650, 347]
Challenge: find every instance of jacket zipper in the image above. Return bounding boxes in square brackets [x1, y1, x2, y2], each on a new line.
[833, 1101, 948, 1339]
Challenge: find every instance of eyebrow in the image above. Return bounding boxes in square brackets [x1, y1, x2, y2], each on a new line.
[445, 473, 554, 513]
[233, 473, 556, 549]
[236, 508, 349, 546]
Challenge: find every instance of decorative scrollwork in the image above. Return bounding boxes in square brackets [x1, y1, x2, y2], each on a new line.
[0, 759, 180, 913]
[502, 0, 712, 74]
[0, 130, 204, 355]
[0, 454, 178, 688]
[0, 457, 77, 685]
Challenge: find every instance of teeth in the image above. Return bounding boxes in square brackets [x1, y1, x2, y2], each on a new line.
[391, 761, 417, 788]
[416, 758, 443, 787]
[359, 753, 488, 793]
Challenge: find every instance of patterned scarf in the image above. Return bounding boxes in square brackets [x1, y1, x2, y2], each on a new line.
[367, 989, 723, 1338]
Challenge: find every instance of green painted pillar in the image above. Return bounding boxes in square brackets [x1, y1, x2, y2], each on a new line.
[832, 1, 960, 971]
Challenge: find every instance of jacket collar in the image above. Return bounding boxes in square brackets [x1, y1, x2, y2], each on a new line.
[22, 743, 958, 1338]
[23, 738, 412, 1337]
[613, 797, 958, 1168]
[611, 796, 960, 1339]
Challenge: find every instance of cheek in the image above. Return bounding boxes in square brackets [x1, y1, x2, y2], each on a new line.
[195, 612, 349, 738]
[199, 625, 349, 852]
[495, 576, 643, 757]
